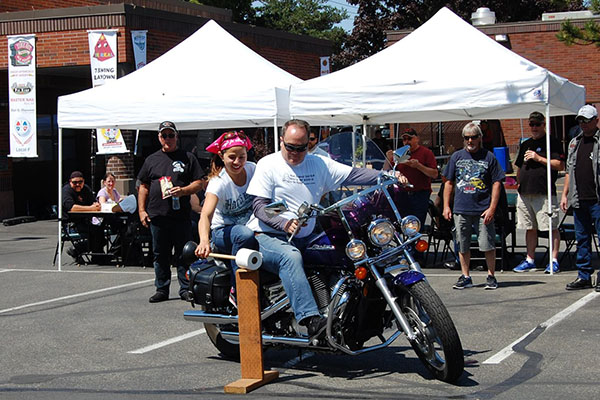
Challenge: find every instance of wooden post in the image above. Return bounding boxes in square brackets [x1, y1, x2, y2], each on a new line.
[224, 268, 278, 394]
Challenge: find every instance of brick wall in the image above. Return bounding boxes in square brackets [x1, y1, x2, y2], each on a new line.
[1, 0, 103, 11]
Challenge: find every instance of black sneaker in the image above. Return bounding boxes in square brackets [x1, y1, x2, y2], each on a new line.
[180, 291, 194, 302]
[565, 278, 592, 291]
[66, 245, 79, 260]
[484, 275, 498, 290]
[453, 275, 473, 290]
[149, 291, 169, 303]
[301, 315, 327, 337]
[444, 261, 459, 270]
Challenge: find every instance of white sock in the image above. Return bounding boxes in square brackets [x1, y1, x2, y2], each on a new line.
[552, 258, 558, 264]
[526, 257, 535, 264]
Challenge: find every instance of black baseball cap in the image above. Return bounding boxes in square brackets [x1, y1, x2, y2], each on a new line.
[158, 121, 178, 134]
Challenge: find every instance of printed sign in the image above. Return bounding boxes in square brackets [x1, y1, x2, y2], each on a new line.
[8, 35, 37, 158]
[96, 128, 128, 154]
[88, 30, 118, 87]
[131, 30, 147, 70]
[320, 56, 330, 76]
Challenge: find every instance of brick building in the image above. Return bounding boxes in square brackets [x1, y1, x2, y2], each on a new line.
[387, 15, 600, 159]
[0, 0, 332, 219]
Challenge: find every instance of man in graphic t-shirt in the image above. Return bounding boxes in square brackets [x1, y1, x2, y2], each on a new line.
[512, 112, 565, 274]
[561, 105, 600, 291]
[443, 122, 505, 290]
[246, 119, 407, 337]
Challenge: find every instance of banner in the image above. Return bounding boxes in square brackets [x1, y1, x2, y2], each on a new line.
[96, 128, 128, 154]
[88, 30, 118, 87]
[8, 34, 37, 158]
[320, 56, 330, 76]
[131, 30, 147, 70]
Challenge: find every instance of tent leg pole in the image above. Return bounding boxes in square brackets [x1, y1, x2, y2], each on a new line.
[545, 102, 554, 276]
[58, 127, 63, 272]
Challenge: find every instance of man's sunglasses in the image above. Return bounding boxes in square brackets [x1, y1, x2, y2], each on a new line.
[283, 141, 308, 153]
[309, 137, 317, 141]
[71, 180, 84, 185]
[529, 122, 542, 127]
[463, 134, 480, 141]
[161, 132, 176, 139]
[578, 118, 595, 124]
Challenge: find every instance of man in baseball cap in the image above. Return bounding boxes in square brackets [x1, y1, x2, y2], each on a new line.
[561, 104, 600, 291]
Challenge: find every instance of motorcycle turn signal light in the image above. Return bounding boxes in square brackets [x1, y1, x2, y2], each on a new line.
[354, 266, 368, 280]
[415, 239, 428, 253]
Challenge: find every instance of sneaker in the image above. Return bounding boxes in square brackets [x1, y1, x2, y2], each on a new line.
[229, 287, 237, 308]
[544, 260, 560, 274]
[453, 275, 473, 290]
[149, 291, 169, 303]
[565, 278, 592, 291]
[484, 275, 498, 290]
[513, 259, 537, 273]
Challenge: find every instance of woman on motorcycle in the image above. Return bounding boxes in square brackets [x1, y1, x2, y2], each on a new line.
[194, 131, 259, 297]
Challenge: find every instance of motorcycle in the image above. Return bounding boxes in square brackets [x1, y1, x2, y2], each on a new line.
[182, 145, 464, 383]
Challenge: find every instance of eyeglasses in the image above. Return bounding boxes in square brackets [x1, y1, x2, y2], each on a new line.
[309, 137, 317, 142]
[161, 132, 176, 139]
[71, 180, 84, 185]
[223, 131, 246, 140]
[578, 118, 595, 124]
[463, 134, 480, 141]
[529, 122, 542, 127]
[283, 141, 308, 153]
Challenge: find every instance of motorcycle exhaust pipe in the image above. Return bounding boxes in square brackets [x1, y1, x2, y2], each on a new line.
[183, 310, 238, 325]
[220, 331, 311, 347]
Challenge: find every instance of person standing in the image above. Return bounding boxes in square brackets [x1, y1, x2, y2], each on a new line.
[443, 122, 505, 290]
[138, 121, 205, 303]
[512, 112, 565, 274]
[395, 128, 438, 226]
[560, 105, 600, 291]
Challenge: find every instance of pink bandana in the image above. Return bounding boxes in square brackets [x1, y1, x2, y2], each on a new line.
[205, 131, 253, 154]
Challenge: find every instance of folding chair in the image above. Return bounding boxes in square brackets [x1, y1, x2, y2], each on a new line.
[53, 218, 92, 265]
[425, 200, 457, 266]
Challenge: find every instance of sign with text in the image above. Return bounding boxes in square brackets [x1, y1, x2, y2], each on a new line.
[88, 30, 118, 87]
[131, 30, 147, 70]
[320, 56, 330, 76]
[96, 128, 128, 154]
[8, 34, 38, 158]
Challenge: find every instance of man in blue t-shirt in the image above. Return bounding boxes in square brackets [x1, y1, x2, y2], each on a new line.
[443, 122, 505, 290]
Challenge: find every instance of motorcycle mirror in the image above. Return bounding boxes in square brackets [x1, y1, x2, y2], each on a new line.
[182, 240, 199, 266]
[393, 145, 411, 164]
[265, 200, 289, 217]
[297, 202, 309, 217]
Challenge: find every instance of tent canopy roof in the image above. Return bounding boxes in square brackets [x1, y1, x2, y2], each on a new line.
[57, 20, 301, 131]
[289, 7, 585, 126]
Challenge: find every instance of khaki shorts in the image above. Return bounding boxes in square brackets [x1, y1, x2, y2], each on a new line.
[516, 193, 559, 231]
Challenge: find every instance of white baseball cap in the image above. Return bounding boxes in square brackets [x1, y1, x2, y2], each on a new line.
[576, 104, 598, 121]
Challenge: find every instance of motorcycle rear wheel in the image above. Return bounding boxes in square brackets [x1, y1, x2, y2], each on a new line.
[398, 280, 464, 383]
[205, 322, 240, 359]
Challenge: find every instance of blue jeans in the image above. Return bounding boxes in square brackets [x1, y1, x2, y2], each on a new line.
[255, 233, 319, 323]
[150, 216, 191, 296]
[212, 224, 258, 285]
[396, 190, 430, 227]
[573, 201, 600, 281]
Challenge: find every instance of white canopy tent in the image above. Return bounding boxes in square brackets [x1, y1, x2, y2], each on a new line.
[55, 20, 301, 269]
[289, 7, 586, 274]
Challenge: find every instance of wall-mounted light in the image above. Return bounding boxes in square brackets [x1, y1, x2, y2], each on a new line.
[495, 34, 511, 49]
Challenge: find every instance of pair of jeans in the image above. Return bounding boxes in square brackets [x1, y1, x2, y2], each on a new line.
[573, 201, 600, 280]
[211, 224, 258, 285]
[149, 216, 192, 296]
[255, 233, 319, 323]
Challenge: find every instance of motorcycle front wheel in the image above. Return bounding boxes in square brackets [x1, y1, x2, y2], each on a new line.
[397, 280, 464, 383]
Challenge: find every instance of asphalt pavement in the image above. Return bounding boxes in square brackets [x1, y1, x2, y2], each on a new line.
[1, 217, 599, 400]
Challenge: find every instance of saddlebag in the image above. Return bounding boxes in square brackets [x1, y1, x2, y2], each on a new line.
[188, 259, 232, 307]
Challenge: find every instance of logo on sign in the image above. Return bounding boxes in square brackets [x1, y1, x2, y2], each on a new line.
[10, 39, 34, 66]
[15, 119, 31, 137]
[11, 82, 33, 95]
[134, 35, 146, 51]
[93, 33, 115, 61]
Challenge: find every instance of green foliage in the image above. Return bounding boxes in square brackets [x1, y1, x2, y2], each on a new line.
[188, 0, 255, 23]
[558, 19, 600, 47]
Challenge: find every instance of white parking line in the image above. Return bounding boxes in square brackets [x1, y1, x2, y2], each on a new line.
[128, 329, 207, 354]
[0, 268, 153, 275]
[0, 278, 155, 314]
[483, 291, 599, 364]
[0, 269, 11, 274]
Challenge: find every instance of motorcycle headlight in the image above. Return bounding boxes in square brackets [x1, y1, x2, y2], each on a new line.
[345, 239, 367, 261]
[368, 219, 395, 247]
[401, 215, 421, 237]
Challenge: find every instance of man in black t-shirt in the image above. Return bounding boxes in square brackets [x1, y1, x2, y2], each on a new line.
[561, 105, 600, 291]
[138, 121, 205, 303]
[512, 112, 565, 274]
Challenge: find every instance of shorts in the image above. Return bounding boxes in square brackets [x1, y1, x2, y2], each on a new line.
[454, 213, 496, 253]
[516, 193, 559, 231]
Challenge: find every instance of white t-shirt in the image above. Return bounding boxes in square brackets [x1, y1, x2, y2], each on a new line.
[246, 152, 352, 238]
[206, 162, 256, 230]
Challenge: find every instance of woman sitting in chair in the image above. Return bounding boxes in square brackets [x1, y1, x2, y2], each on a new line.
[97, 172, 121, 205]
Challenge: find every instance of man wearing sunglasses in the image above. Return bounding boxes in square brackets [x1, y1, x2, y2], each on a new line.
[512, 112, 565, 274]
[138, 121, 205, 303]
[443, 122, 505, 290]
[307, 130, 329, 158]
[246, 119, 407, 337]
[561, 104, 600, 291]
